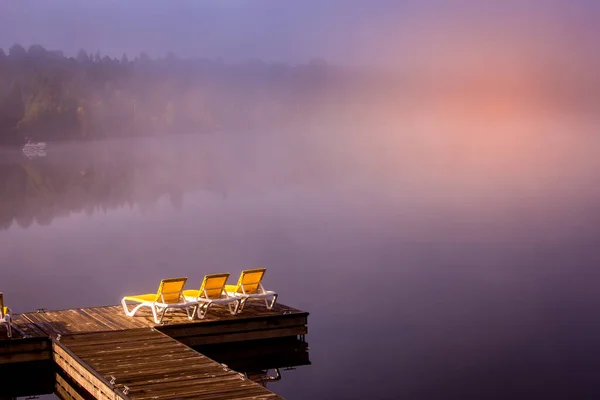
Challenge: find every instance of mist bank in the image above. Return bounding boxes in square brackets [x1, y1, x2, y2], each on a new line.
[3, 115, 600, 233]
[1, 43, 598, 145]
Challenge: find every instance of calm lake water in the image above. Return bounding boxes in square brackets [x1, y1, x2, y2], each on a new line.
[2, 119, 600, 399]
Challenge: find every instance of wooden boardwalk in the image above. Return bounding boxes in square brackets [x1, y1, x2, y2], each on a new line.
[0, 302, 309, 399]
[55, 329, 282, 400]
[20, 302, 307, 343]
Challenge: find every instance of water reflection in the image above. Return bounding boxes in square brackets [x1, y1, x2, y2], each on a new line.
[2, 124, 600, 399]
[0, 137, 227, 230]
[0, 361, 55, 399]
[194, 337, 311, 390]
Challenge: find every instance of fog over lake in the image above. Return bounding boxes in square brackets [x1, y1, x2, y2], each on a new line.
[2, 112, 600, 398]
[2, 1, 600, 397]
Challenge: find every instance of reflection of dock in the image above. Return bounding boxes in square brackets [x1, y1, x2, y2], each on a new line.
[0, 359, 55, 398]
[197, 337, 311, 373]
[0, 303, 309, 399]
[197, 337, 311, 388]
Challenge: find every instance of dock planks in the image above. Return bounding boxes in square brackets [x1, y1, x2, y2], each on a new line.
[0, 314, 51, 364]
[19, 303, 304, 333]
[18, 302, 308, 346]
[57, 329, 283, 400]
[1, 301, 309, 399]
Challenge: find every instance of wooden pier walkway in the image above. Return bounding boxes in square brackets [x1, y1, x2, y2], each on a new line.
[0, 302, 308, 399]
[55, 329, 282, 400]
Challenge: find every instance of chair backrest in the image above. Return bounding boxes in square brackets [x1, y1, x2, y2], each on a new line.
[234, 268, 266, 294]
[198, 273, 230, 299]
[156, 277, 187, 303]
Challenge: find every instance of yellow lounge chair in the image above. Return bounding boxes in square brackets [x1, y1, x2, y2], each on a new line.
[121, 277, 197, 324]
[0, 292, 12, 338]
[225, 268, 278, 313]
[183, 273, 240, 319]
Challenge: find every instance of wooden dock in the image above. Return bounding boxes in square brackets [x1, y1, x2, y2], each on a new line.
[0, 302, 309, 399]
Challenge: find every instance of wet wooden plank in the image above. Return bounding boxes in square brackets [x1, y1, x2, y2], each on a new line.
[90, 306, 152, 329]
[9, 314, 48, 338]
[55, 371, 89, 400]
[107, 365, 236, 386]
[79, 308, 128, 331]
[65, 336, 176, 356]
[73, 308, 117, 331]
[19, 312, 60, 336]
[81, 344, 218, 363]
[58, 330, 283, 400]
[82, 345, 201, 364]
[67, 309, 114, 333]
[23, 309, 107, 335]
[100, 368, 233, 385]
[94, 355, 216, 376]
[62, 329, 168, 345]
[64, 330, 170, 345]
[23, 309, 136, 336]
[58, 329, 159, 344]
[105, 305, 196, 326]
[53, 341, 128, 400]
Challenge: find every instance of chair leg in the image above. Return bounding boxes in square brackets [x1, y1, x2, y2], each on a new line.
[6, 316, 11, 338]
[151, 305, 161, 324]
[197, 302, 212, 319]
[265, 294, 278, 310]
[227, 300, 239, 315]
[237, 297, 248, 313]
[186, 305, 197, 320]
[121, 299, 146, 317]
[121, 298, 130, 315]
[158, 306, 171, 324]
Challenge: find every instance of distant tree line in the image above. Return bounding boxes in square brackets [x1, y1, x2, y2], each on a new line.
[1, 43, 596, 145]
[0, 43, 387, 145]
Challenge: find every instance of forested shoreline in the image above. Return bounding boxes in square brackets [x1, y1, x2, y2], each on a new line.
[1, 43, 597, 145]
[0, 43, 387, 145]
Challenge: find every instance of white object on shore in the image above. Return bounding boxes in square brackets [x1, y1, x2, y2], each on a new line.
[22, 140, 47, 158]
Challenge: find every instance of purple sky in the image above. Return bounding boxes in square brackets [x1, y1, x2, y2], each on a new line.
[0, 0, 598, 64]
